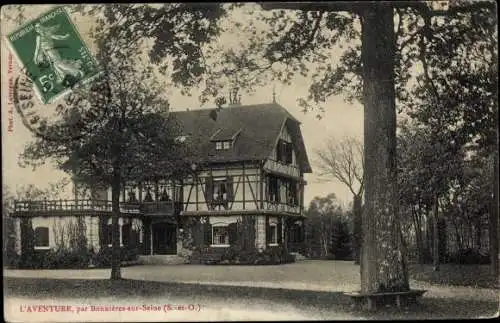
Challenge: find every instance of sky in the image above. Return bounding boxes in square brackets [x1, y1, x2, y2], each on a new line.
[1, 4, 364, 208]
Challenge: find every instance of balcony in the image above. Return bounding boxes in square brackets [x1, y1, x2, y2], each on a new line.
[264, 201, 303, 215]
[14, 199, 113, 213]
[139, 201, 175, 215]
[13, 199, 178, 217]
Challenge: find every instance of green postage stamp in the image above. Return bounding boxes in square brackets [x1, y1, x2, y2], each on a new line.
[6, 6, 100, 104]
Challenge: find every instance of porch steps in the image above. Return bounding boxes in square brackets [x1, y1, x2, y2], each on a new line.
[290, 252, 308, 261]
[138, 255, 186, 265]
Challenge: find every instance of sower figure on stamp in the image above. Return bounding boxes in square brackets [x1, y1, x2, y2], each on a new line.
[33, 23, 84, 85]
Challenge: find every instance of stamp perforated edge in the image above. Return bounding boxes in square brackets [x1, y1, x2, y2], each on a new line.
[3, 5, 103, 104]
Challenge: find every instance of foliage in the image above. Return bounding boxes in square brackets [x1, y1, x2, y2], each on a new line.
[182, 2, 497, 113]
[398, 121, 494, 265]
[19, 53, 193, 187]
[92, 246, 139, 268]
[398, 121, 466, 209]
[314, 135, 363, 262]
[216, 245, 295, 265]
[14, 248, 91, 269]
[3, 181, 72, 267]
[10, 4, 226, 279]
[305, 194, 352, 260]
[12, 245, 138, 269]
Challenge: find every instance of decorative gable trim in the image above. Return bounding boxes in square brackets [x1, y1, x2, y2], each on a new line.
[231, 128, 242, 141]
[209, 129, 222, 141]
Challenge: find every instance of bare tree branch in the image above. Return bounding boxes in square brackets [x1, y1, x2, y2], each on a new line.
[314, 135, 364, 197]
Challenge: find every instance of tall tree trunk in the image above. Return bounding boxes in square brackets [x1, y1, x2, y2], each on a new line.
[425, 206, 432, 259]
[360, 4, 408, 294]
[490, 152, 499, 276]
[433, 195, 440, 271]
[353, 194, 362, 264]
[110, 169, 122, 280]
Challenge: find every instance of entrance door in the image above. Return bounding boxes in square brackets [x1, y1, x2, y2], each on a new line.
[152, 222, 177, 255]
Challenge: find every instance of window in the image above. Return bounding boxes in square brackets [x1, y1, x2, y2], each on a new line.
[215, 141, 232, 150]
[213, 180, 228, 201]
[266, 218, 280, 246]
[276, 139, 293, 164]
[127, 190, 138, 203]
[269, 224, 277, 245]
[34, 227, 49, 249]
[212, 225, 229, 246]
[206, 177, 234, 208]
[144, 188, 154, 202]
[287, 180, 299, 206]
[268, 175, 280, 203]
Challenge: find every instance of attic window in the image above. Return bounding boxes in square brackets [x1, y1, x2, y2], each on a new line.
[216, 141, 232, 150]
[277, 139, 293, 164]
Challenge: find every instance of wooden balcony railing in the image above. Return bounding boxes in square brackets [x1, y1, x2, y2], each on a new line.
[14, 199, 176, 215]
[264, 201, 303, 215]
[139, 201, 175, 214]
[14, 199, 114, 212]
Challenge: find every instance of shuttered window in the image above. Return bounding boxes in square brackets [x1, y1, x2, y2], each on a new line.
[122, 223, 131, 246]
[34, 227, 49, 248]
[203, 221, 213, 245]
[285, 142, 293, 164]
[228, 222, 238, 245]
[208, 177, 234, 208]
[277, 217, 283, 244]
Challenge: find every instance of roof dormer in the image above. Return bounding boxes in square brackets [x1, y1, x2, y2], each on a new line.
[210, 127, 242, 150]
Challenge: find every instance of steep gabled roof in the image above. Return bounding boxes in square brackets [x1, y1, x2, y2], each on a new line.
[171, 103, 312, 173]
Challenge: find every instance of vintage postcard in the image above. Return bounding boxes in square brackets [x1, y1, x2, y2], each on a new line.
[2, 2, 498, 322]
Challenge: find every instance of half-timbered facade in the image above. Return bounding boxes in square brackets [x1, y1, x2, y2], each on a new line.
[11, 102, 311, 263]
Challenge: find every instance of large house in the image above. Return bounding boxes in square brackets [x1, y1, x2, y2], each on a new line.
[11, 102, 312, 264]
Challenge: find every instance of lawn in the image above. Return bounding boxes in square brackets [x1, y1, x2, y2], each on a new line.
[3, 277, 498, 320]
[409, 263, 499, 289]
[4, 260, 499, 320]
[7, 260, 497, 290]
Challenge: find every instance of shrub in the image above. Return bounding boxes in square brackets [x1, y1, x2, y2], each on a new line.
[5, 253, 21, 268]
[92, 246, 138, 268]
[220, 245, 243, 262]
[209, 245, 295, 265]
[15, 248, 92, 269]
[53, 248, 92, 268]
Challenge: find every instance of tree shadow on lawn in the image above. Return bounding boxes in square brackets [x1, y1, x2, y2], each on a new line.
[3, 277, 498, 319]
[409, 264, 499, 289]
